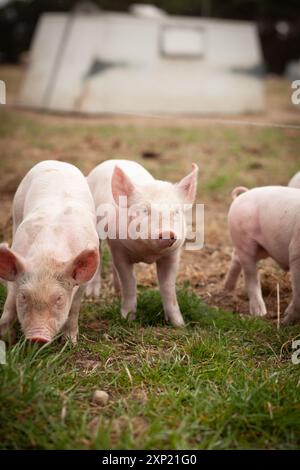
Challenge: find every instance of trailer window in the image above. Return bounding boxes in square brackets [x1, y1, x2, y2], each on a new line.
[160, 26, 205, 58]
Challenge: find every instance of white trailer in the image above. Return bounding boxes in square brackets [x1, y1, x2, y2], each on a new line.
[18, 7, 264, 114]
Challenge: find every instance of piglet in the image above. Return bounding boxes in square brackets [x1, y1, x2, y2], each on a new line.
[86, 159, 198, 326]
[288, 171, 300, 189]
[0, 161, 99, 343]
[225, 185, 300, 324]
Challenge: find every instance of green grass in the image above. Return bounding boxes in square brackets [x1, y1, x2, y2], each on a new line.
[1, 283, 299, 450]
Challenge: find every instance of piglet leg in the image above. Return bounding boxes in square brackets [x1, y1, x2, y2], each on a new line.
[0, 284, 17, 343]
[282, 259, 300, 325]
[112, 264, 121, 294]
[62, 286, 84, 344]
[112, 252, 137, 321]
[239, 254, 267, 316]
[224, 250, 242, 291]
[156, 253, 185, 327]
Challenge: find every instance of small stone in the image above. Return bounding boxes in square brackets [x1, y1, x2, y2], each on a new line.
[92, 390, 109, 406]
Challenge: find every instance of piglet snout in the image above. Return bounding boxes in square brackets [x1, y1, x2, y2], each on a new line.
[26, 329, 52, 344]
[157, 231, 177, 248]
[29, 336, 50, 344]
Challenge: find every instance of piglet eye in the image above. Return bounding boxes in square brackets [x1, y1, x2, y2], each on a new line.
[54, 294, 64, 306]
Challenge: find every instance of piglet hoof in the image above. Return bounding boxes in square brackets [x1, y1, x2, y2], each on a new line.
[165, 314, 185, 327]
[281, 311, 300, 326]
[121, 309, 137, 321]
[62, 335, 78, 345]
[69, 334, 78, 345]
[249, 301, 267, 317]
[61, 329, 78, 345]
[281, 302, 300, 326]
[60, 337, 77, 346]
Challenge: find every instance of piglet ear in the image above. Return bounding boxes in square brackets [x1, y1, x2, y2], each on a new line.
[68, 246, 99, 285]
[176, 163, 199, 204]
[0, 243, 26, 282]
[112, 166, 135, 206]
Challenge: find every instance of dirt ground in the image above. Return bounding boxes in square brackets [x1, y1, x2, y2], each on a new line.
[0, 65, 299, 321]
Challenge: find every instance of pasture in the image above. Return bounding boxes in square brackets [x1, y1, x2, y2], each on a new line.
[0, 66, 300, 449]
